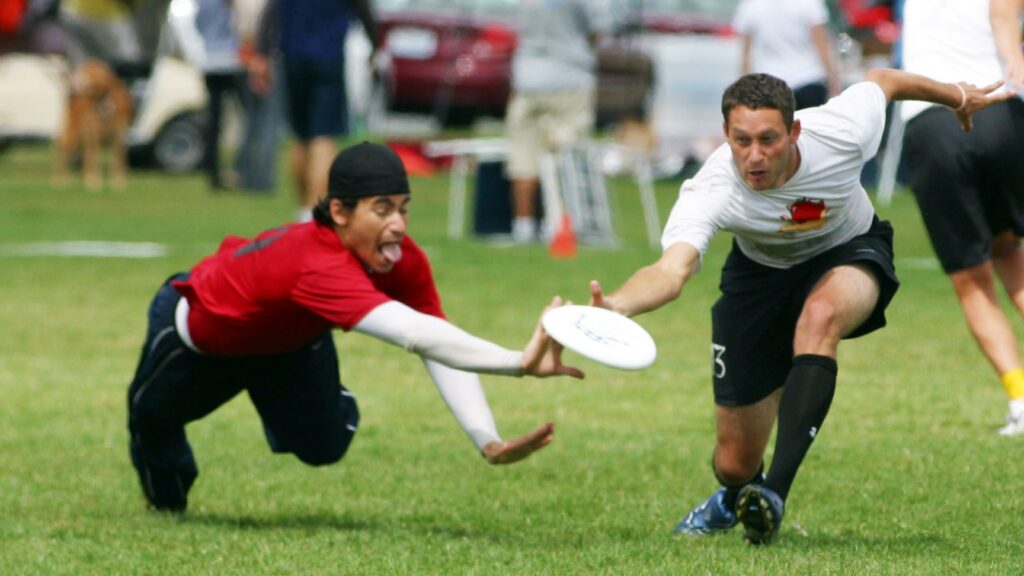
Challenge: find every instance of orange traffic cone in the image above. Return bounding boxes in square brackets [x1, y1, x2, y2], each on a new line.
[387, 142, 436, 177]
[549, 213, 577, 259]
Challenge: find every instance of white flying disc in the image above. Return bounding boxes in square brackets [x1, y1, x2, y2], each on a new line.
[542, 305, 657, 371]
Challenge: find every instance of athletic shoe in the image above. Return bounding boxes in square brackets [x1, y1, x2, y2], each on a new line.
[673, 488, 738, 536]
[129, 431, 198, 513]
[736, 484, 785, 545]
[998, 411, 1024, 436]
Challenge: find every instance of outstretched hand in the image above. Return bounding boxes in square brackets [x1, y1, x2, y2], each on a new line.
[481, 422, 555, 465]
[520, 297, 584, 379]
[955, 80, 1015, 132]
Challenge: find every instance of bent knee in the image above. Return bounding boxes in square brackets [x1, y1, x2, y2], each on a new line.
[797, 299, 838, 334]
[714, 457, 762, 486]
[294, 428, 357, 467]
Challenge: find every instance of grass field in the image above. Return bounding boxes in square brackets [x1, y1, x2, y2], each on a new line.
[1, 142, 1022, 575]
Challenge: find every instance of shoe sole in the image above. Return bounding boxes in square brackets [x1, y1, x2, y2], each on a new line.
[736, 489, 778, 545]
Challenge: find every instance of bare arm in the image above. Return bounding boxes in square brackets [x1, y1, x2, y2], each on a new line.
[990, 0, 1024, 91]
[590, 242, 701, 317]
[810, 23, 841, 97]
[740, 34, 752, 76]
[864, 67, 1014, 131]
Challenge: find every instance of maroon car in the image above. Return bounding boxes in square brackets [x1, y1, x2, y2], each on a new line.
[374, 0, 655, 127]
[375, 0, 519, 125]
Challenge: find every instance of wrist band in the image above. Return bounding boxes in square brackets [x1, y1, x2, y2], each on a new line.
[954, 82, 967, 111]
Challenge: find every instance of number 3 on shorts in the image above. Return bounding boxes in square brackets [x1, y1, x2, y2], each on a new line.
[711, 343, 727, 379]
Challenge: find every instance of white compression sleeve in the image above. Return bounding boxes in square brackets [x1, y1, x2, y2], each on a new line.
[352, 301, 524, 375]
[422, 358, 500, 450]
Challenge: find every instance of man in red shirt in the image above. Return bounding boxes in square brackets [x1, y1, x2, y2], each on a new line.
[128, 142, 582, 512]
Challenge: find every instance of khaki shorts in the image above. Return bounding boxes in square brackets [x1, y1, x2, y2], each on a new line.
[504, 89, 595, 180]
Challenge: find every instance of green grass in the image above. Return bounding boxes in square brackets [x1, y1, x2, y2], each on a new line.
[1, 143, 1022, 575]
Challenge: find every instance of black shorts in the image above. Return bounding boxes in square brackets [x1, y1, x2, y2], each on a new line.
[710, 217, 900, 407]
[793, 81, 827, 110]
[903, 99, 1024, 273]
[282, 55, 349, 140]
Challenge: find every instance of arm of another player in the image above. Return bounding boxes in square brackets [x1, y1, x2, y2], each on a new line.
[739, 33, 752, 76]
[810, 23, 842, 97]
[589, 242, 701, 317]
[864, 67, 1014, 132]
[990, 0, 1024, 92]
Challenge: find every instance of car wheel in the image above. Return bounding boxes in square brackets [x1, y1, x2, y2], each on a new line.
[152, 112, 206, 173]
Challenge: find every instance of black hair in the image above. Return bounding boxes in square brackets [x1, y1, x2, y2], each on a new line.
[312, 196, 360, 225]
[721, 73, 796, 130]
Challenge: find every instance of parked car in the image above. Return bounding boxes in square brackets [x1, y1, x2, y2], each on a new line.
[0, 0, 211, 173]
[371, 0, 654, 127]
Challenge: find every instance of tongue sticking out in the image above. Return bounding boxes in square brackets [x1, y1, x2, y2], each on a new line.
[381, 242, 403, 264]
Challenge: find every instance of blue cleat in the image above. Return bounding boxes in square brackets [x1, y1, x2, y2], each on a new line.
[736, 483, 785, 545]
[673, 488, 738, 536]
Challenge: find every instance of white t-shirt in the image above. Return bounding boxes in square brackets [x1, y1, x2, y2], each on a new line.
[661, 82, 886, 269]
[901, 0, 1010, 122]
[732, 0, 830, 89]
[511, 0, 614, 92]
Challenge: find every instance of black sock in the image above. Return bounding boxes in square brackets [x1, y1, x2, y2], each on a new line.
[764, 354, 837, 501]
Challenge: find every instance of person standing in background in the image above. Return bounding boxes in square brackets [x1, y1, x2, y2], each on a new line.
[194, 0, 247, 191]
[733, 0, 841, 109]
[504, 0, 613, 244]
[233, 0, 281, 193]
[251, 0, 377, 222]
[900, 0, 1024, 436]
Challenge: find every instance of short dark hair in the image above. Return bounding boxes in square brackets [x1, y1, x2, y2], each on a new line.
[721, 73, 796, 130]
[312, 196, 360, 225]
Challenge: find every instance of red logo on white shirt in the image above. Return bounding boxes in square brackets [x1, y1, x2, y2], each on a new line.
[779, 198, 828, 232]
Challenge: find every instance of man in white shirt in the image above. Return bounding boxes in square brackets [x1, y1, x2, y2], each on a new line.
[733, 0, 841, 109]
[504, 0, 613, 243]
[587, 70, 1009, 544]
[901, 0, 1024, 436]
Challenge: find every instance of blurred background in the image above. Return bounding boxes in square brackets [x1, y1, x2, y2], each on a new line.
[0, 0, 899, 176]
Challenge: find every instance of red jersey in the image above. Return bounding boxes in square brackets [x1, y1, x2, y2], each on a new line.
[173, 222, 445, 356]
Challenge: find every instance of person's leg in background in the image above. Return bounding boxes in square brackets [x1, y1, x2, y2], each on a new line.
[235, 58, 282, 193]
[202, 72, 234, 190]
[505, 92, 542, 243]
[282, 55, 345, 221]
[990, 232, 1024, 434]
[906, 103, 1024, 435]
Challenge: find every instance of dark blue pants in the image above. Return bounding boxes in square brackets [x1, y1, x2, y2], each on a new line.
[127, 274, 360, 487]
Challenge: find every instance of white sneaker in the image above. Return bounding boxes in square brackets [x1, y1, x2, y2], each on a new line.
[512, 217, 537, 244]
[997, 412, 1024, 436]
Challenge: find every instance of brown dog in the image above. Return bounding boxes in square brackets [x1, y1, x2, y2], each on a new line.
[53, 60, 134, 190]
